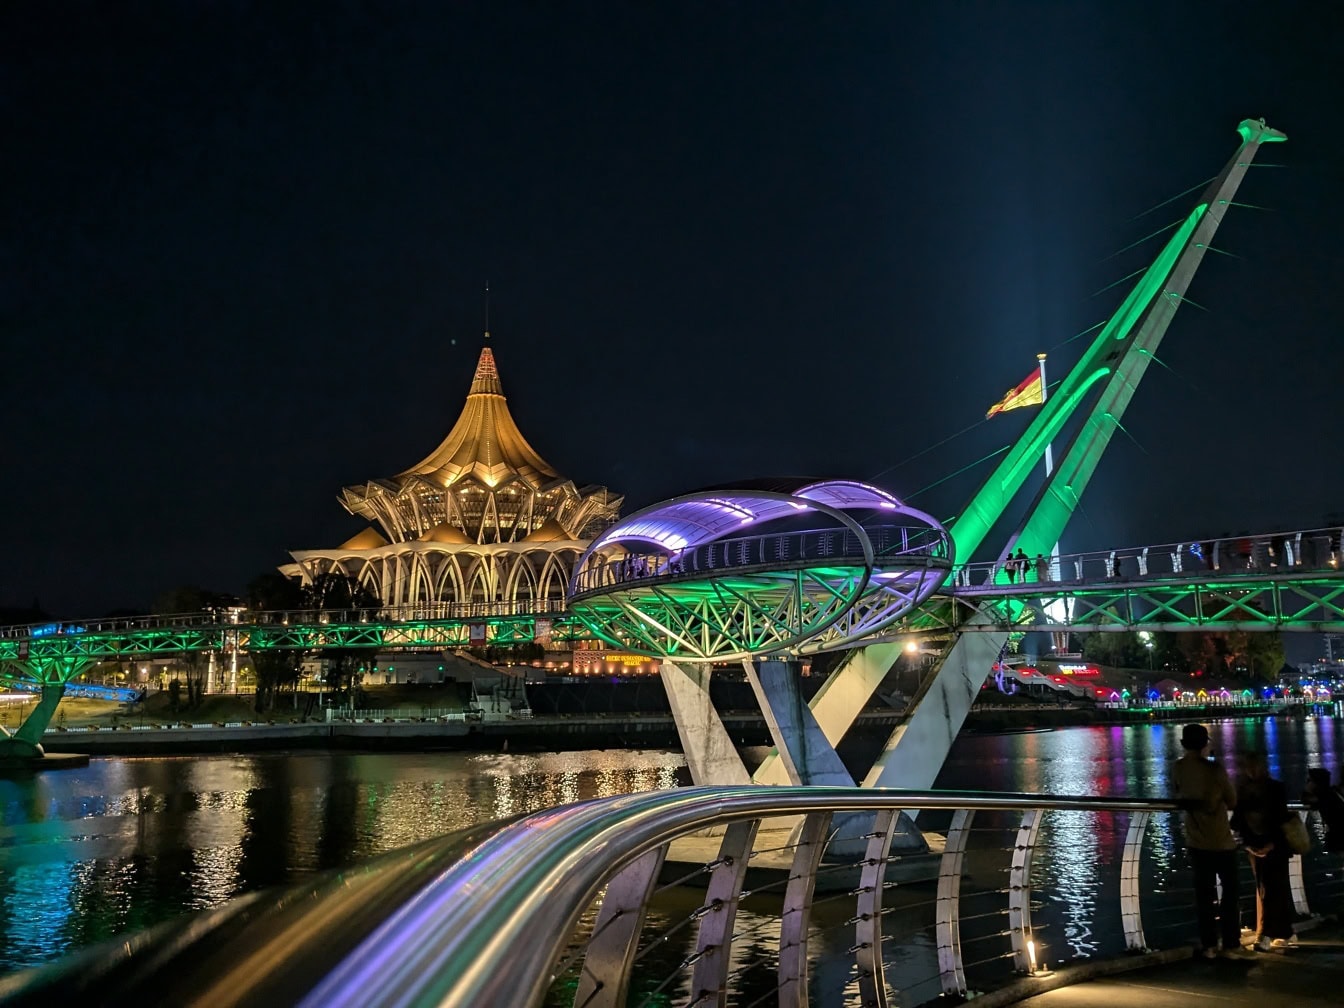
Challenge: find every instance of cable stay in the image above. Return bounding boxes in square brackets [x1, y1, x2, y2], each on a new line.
[906, 444, 1010, 501]
[1128, 176, 1216, 222]
[1089, 266, 1147, 299]
[1050, 320, 1108, 352]
[868, 417, 991, 481]
[1098, 217, 1183, 264]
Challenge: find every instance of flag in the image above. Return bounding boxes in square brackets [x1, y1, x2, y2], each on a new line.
[986, 364, 1045, 418]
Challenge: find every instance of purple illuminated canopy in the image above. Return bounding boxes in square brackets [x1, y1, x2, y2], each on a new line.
[581, 479, 944, 557]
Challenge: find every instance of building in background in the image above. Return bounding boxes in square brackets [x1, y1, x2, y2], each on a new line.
[282, 336, 623, 609]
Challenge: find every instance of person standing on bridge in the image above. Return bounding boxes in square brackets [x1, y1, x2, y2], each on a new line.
[1232, 751, 1296, 950]
[1172, 723, 1248, 958]
[1034, 553, 1050, 583]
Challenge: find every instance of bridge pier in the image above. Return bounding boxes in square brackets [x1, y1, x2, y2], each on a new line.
[752, 641, 906, 786]
[863, 621, 1007, 791]
[659, 660, 750, 785]
[741, 657, 853, 786]
[1, 657, 96, 770]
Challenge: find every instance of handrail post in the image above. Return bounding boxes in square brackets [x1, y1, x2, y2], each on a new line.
[1289, 811, 1311, 917]
[935, 809, 974, 997]
[778, 812, 832, 1008]
[855, 809, 898, 1008]
[1008, 809, 1043, 974]
[574, 845, 669, 1008]
[688, 819, 759, 1007]
[1120, 811, 1151, 950]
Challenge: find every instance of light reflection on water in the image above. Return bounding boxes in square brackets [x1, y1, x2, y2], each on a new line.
[0, 716, 1340, 988]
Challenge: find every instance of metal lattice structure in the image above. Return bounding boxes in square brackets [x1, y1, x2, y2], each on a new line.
[567, 481, 952, 660]
[0, 607, 582, 675]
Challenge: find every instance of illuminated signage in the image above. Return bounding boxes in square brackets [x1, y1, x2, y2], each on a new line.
[573, 648, 653, 668]
[1058, 663, 1100, 677]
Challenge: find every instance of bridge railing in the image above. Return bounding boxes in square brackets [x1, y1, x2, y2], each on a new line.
[0, 599, 570, 642]
[949, 523, 1344, 590]
[8, 786, 1338, 1008]
[571, 523, 950, 596]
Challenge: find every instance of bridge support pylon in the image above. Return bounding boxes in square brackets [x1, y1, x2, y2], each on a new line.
[741, 657, 853, 787]
[862, 620, 1007, 791]
[659, 660, 750, 785]
[0, 657, 96, 770]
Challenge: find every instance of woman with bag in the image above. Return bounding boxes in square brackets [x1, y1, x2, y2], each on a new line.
[1231, 751, 1297, 950]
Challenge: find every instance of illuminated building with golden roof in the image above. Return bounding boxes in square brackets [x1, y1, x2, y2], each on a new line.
[283, 336, 623, 608]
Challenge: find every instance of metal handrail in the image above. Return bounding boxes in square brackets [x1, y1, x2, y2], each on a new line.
[1, 785, 1331, 1008]
[0, 599, 570, 641]
[949, 523, 1344, 590]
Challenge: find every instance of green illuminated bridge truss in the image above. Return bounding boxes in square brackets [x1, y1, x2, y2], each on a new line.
[3, 527, 1340, 681]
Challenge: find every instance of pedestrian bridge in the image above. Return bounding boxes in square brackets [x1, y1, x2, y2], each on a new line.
[1, 785, 1338, 1007]
[0, 523, 1340, 668]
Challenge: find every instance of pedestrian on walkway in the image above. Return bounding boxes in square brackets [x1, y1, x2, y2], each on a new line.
[1035, 553, 1050, 583]
[1303, 768, 1344, 853]
[1304, 768, 1344, 918]
[1172, 723, 1248, 958]
[1232, 751, 1296, 950]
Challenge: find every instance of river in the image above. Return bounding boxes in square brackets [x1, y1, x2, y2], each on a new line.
[2, 716, 1341, 981]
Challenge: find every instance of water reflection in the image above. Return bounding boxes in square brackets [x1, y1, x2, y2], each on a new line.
[0, 749, 690, 972]
[1, 717, 1341, 981]
[936, 714, 1344, 963]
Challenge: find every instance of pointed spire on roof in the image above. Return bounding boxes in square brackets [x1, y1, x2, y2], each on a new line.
[469, 344, 503, 395]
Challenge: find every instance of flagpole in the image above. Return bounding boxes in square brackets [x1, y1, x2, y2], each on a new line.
[1039, 352, 1068, 652]
[1038, 353, 1053, 477]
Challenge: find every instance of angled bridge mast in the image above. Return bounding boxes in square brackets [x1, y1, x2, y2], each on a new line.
[950, 118, 1286, 565]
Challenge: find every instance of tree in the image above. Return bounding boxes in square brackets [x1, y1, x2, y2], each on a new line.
[303, 572, 380, 613]
[253, 650, 302, 712]
[152, 585, 237, 615]
[1080, 631, 1148, 669]
[1224, 631, 1285, 683]
[298, 574, 381, 709]
[179, 650, 210, 709]
[246, 572, 306, 612]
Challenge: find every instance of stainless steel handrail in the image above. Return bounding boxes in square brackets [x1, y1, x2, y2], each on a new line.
[949, 525, 1344, 589]
[304, 787, 1182, 1008]
[1, 786, 1333, 1008]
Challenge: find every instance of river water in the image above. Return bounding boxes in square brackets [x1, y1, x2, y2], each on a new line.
[2, 717, 1342, 983]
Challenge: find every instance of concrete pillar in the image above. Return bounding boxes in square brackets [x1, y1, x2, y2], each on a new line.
[743, 658, 853, 787]
[659, 660, 750, 785]
[863, 622, 1006, 791]
[753, 642, 902, 786]
[0, 683, 66, 760]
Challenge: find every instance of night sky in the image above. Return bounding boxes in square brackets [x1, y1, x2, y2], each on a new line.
[4, 2, 1343, 617]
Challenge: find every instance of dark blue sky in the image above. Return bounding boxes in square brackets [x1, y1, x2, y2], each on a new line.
[3, 2, 1342, 615]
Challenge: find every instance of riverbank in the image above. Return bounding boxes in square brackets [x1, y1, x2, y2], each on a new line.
[960, 701, 1296, 733]
[27, 702, 1307, 759]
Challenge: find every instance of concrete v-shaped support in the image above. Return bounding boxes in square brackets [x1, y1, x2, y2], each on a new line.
[659, 659, 751, 785]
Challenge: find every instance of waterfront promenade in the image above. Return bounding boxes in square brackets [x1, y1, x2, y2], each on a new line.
[1015, 920, 1344, 1007]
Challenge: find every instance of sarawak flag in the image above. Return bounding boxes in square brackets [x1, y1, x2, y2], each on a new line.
[986, 365, 1045, 418]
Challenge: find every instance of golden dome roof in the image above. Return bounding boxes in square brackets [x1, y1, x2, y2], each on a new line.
[420, 522, 472, 544]
[522, 518, 573, 543]
[396, 344, 558, 490]
[340, 527, 389, 550]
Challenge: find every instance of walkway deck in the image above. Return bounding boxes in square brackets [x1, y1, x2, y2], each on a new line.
[1012, 921, 1344, 1008]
